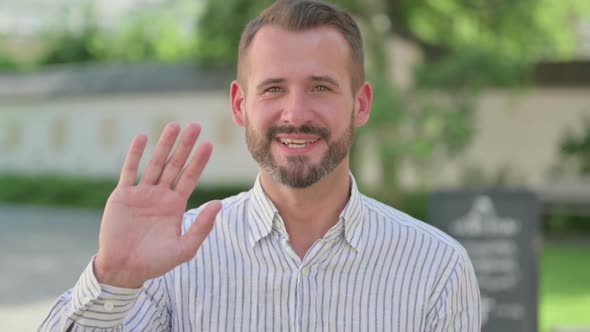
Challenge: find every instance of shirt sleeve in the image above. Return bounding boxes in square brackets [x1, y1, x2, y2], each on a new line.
[38, 257, 172, 332]
[425, 248, 481, 332]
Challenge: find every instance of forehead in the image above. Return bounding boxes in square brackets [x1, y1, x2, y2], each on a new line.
[243, 25, 353, 85]
[251, 24, 349, 48]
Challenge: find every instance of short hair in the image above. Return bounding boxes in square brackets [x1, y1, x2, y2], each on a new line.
[237, 0, 365, 92]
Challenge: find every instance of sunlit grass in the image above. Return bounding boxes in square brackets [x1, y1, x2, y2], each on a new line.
[541, 244, 590, 332]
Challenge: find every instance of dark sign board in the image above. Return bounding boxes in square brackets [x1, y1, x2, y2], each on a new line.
[428, 190, 540, 332]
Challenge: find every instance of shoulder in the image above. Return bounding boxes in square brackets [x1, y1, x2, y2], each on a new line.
[360, 194, 470, 261]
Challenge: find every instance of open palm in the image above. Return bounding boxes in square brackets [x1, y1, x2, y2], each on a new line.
[94, 123, 221, 288]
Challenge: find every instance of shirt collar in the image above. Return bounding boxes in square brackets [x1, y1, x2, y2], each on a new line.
[338, 173, 364, 251]
[246, 174, 279, 247]
[246, 173, 365, 251]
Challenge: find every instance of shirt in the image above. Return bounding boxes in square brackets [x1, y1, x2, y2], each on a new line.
[39, 174, 481, 331]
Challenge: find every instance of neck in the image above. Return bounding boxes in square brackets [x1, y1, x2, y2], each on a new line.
[259, 161, 351, 258]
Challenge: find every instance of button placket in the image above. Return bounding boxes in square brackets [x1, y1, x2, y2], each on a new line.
[300, 267, 310, 277]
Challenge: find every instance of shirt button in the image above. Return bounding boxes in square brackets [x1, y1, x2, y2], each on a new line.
[83, 296, 91, 304]
[301, 267, 309, 277]
[104, 301, 114, 312]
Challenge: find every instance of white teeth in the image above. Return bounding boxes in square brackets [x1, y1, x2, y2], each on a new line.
[286, 143, 306, 148]
[280, 139, 316, 144]
[279, 138, 319, 148]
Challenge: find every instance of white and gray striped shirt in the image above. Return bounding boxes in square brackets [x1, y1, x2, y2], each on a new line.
[40, 174, 480, 331]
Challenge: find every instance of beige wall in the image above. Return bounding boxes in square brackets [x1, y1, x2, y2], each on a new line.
[0, 91, 259, 186]
[435, 87, 590, 189]
[1, 87, 590, 190]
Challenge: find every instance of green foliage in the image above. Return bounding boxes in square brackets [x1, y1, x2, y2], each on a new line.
[0, 35, 40, 72]
[5, 0, 585, 195]
[39, 2, 202, 65]
[0, 55, 29, 71]
[194, 0, 365, 66]
[195, 0, 272, 66]
[1, 174, 588, 235]
[0, 174, 117, 208]
[40, 4, 103, 65]
[380, 189, 429, 222]
[93, 9, 200, 62]
[545, 213, 590, 235]
[0, 174, 249, 210]
[415, 49, 531, 90]
[354, 65, 478, 190]
[383, 0, 582, 61]
[536, 0, 590, 60]
[559, 117, 590, 175]
[3, 0, 585, 70]
[41, 28, 102, 65]
[195, 0, 554, 193]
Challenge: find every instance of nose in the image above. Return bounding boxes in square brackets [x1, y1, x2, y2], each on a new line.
[280, 89, 312, 126]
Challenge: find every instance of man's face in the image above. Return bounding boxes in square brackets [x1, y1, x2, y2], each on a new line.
[233, 26, 370, 188]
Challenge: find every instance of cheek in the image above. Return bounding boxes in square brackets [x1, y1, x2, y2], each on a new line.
[245, 99, 281, 126]
[315, 100, 353, 128]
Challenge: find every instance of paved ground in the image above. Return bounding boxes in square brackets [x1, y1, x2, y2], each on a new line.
[0, 204, 102, 331]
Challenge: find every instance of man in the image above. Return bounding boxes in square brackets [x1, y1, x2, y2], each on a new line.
[40, 0, 480, 331]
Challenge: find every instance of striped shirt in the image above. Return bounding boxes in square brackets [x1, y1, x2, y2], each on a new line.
[39, 174, 481, 331]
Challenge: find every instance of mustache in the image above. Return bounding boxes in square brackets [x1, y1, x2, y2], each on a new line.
[266, 124, 330, 141]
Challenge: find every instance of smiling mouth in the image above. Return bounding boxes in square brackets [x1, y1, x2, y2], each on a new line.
[278, 138, 320, 148]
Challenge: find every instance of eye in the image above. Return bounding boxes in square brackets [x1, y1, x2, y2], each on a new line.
[313, 85, 330, 92]
[266, 86, 283, 93]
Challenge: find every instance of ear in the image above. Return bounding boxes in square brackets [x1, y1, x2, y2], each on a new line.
[353, 82, 372, 127]
[230, 80, 246, 127]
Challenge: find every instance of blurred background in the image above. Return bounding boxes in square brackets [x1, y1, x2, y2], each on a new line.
[0, 0, 589, 331]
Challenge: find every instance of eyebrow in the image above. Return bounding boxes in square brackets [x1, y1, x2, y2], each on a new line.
[310, 75, 340, 87]
[256, 78, 285, 90]
[255, 75, 341, 90]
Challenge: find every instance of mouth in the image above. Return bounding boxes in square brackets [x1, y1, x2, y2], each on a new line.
[278, 137, 321, 149]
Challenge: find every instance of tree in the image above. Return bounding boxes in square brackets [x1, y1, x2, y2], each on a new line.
[195, 0, 585, 195]
[40, 1, 203, 65]
[559, 118, 590, 175]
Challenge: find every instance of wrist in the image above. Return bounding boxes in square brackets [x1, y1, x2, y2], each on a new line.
[93, 255, 144, 289]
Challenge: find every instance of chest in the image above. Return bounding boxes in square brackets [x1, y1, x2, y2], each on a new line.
[169, 234, 434, 331]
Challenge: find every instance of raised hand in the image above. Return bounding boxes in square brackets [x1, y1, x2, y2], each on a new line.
[94, 122, 221, 288]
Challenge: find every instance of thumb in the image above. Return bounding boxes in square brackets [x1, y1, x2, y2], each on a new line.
[178, 200, 222, 262]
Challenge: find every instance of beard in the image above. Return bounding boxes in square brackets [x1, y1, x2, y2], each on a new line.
[245, 114, 355, 189]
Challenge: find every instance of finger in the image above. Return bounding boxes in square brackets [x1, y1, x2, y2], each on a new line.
[174, 141, 213, 198]
[177, 200, 222, 262]
[158, 123, 201, 187]
[140, 122, 181, 185]
[118, 134, 148, 187]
